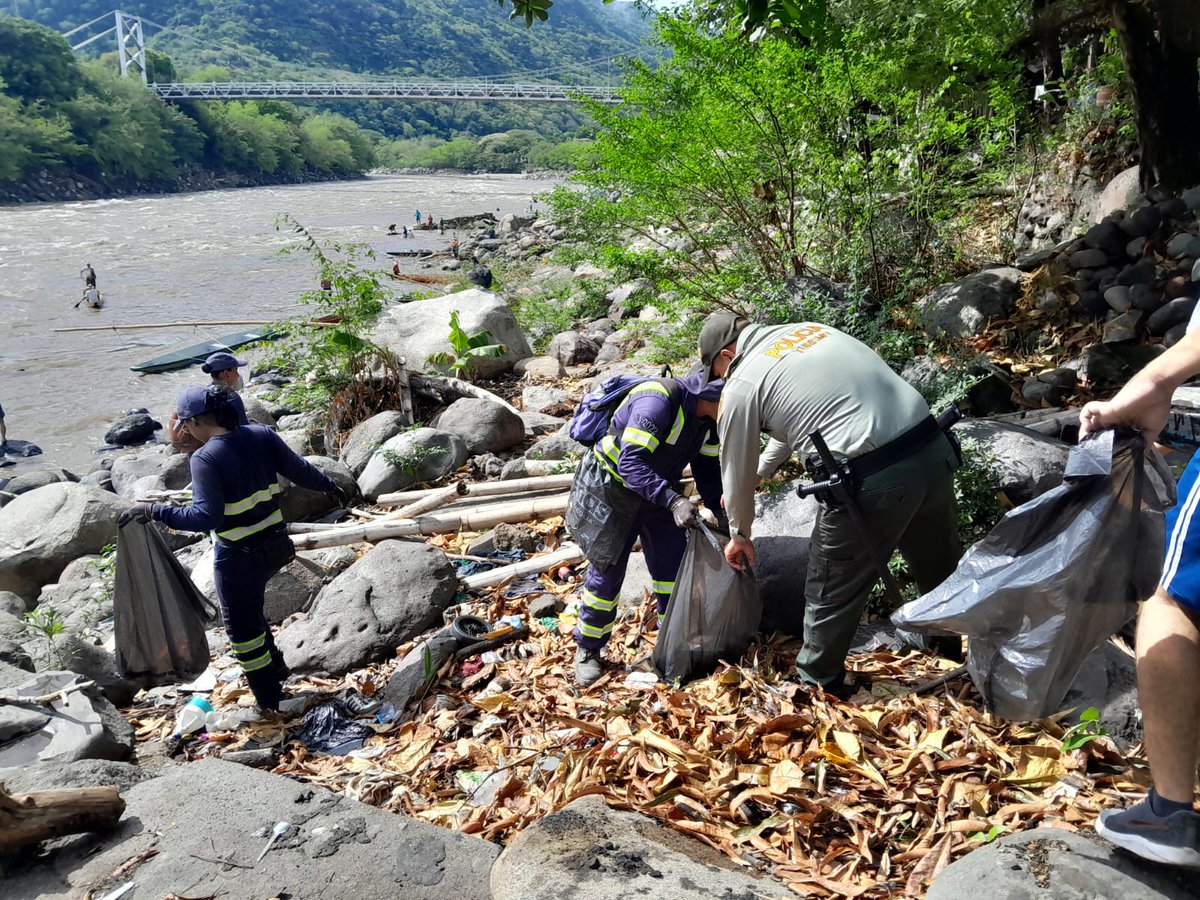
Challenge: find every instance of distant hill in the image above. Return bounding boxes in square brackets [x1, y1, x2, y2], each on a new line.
[12, 0, 652, 137]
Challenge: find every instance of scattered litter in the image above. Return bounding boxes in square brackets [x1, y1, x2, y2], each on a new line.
[292, 703, 374, 755]
[179, 667, 218, 694]
[256, 821, 290, 863]
[96, 883, 135, 900]
[623, 672, 659, 690]
[217, 666, 243, 683]
[374, 704, 397, 724]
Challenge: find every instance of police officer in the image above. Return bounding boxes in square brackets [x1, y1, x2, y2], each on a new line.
[698, 312, 961, 697]
[571, 370, 725, 687]
[121, 386, 346, 711]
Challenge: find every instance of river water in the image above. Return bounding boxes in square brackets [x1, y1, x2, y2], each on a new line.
[0, 174, 558, 475]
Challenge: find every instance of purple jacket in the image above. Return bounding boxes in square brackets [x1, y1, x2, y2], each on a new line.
[591, 373, 722, 511]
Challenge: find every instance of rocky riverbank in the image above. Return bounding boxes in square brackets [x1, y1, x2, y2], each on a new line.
[0, 165, 368, 206]
[2, 178, 1199, 897]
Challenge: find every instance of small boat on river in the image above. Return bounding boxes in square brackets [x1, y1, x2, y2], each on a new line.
[130, 327, 281, 374]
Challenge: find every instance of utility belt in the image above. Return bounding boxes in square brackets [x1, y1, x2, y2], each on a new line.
[802, 414, 952, 503]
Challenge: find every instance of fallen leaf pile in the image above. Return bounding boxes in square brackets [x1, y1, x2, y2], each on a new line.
[128, 564, 1148, 899]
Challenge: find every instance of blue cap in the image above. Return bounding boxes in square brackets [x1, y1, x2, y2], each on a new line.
[175, 385, 212, 421]
[201, 351, 246, 374]
[678, 367, 725, 402]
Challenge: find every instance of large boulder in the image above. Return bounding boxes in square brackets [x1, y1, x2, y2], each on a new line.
[277, 540, 458, 674]
[357, 428, 468, 501]
[524, 424, 584, 461]
[371, 288, 532, 379]
[0, 662, 132, 775]
[1, 758, 151, 795]
[0, 483, 129, 602]
[956, 419, 1069, 505]
[917, 267, 1024, 338]
[0, 759, 499, 900]
[339, 410, 410, 477]
[278, 456, 357, 522]
[28, 633, 139, 708]
[103, 411, 160, 446]
[490, 795, 791, 900]
[241, 395, 278, 428]
[1091, 165, 1142, 223]
[546, 330, 601, 366]
[2, 467, 78, 499]
[110, 448, 170, 497]
[433, 399, 525, 455]
[522, 385, 573, 415]
[927, 827, 1197, 900]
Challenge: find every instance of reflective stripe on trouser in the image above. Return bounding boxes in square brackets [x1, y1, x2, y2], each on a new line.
[796, 435, 962, 688]
[213, 539, 291, 710]
[574, 500, 687, 650]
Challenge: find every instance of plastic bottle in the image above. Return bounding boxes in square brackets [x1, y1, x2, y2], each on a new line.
[172, 696, 214, 737]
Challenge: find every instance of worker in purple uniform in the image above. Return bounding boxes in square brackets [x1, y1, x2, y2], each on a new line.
[120, 386, 347, 711]
[572, 371, 725, 686]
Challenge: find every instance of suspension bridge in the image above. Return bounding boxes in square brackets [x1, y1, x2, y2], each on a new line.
[62, 10, 623, 105]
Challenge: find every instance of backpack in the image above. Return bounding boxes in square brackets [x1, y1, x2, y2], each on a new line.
[568, 372, 679, 447]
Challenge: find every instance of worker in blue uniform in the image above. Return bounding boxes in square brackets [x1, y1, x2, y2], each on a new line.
[121, 386, 346, 710]
[572, 370, 725, 686]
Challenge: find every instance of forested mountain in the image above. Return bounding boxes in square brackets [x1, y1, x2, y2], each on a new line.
[11, 0, 650, 137]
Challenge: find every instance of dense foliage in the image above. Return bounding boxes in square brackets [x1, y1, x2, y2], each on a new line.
[553, 6, 1029, 318]
[0, 18, 375, 193]
[10, 0, 650, 140]
[375, 130, 598, 171]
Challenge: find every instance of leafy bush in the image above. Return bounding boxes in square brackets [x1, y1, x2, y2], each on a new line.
[426, 310, 507, 380]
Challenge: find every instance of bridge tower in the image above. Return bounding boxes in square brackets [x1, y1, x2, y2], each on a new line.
[62, 10, 148, 82]
[115, 11, 147, 83]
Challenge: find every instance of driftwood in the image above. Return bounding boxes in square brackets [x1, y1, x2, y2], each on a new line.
[0, 679, 95, 706]
[407, 373, 521, 416]
[290, 493, 569, 550]
[376, 473, 576, 507]
[460, 544, 584, 591]
[0, 784, 125, 851]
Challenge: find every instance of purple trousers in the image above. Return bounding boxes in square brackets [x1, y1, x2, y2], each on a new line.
[574, 501, 687, 650]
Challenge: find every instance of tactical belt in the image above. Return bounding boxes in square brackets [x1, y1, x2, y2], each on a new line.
[807, 415, 942, 483]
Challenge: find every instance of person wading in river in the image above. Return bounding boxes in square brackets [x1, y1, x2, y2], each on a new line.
[80, 262, 96, 289]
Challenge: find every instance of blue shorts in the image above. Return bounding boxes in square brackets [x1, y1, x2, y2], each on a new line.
[1160, 448, 1200, 612]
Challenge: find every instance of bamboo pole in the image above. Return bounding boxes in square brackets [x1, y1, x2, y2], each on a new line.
[289, 492, 570, 551]
[461, 544, 584, 591]
[376, 473, 577, 506]
[52, 320, 336, 334]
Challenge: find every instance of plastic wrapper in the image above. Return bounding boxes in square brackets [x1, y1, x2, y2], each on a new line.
[294, 701, 376, 754]
[113, 519, 218, 683]
[653, 524, 762, 682]
[893, 430, 1175, 720]
[565, 451, 642, 570]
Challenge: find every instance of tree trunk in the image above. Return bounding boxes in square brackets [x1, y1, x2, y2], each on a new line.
[0, 785, 125, 851]
[1111, 0, 1200, 194]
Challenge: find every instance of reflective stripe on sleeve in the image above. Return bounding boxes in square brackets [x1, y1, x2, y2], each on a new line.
[666, 408, 685, 445]
[622, 427, 660, 451]
[699, 442, 720, 457]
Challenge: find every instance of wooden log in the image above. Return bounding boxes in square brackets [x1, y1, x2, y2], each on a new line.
[289, 492, 570, 550]
[461, 544, 584, 591]
[376, 473, 577, 506]
[408, 373, 521, 416]
[0, 785, 125, 851]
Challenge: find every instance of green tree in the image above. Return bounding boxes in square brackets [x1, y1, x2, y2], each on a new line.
[0, 18, 82, 103]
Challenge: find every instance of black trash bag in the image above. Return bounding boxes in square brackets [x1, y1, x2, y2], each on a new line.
[293, 702, 374, 754]
[653, 524, 762, 682]
[565, 452, 642, 571]
[113, 519, 218, 683]
[893, 430, 1175, 721]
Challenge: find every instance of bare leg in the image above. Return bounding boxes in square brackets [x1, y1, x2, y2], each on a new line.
[1137, 589, 1200, 804]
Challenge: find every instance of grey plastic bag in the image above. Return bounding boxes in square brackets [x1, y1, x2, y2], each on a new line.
[566, 451, 643, 570]
[114, 519, 217, 683]
[653, 524, 763, 682]
[893, 430, 1175, 720]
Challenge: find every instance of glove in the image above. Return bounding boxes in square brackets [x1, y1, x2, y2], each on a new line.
[328, 484, 353, 508]
[669, 495, 700, 529]
[118, 503, 154, 527]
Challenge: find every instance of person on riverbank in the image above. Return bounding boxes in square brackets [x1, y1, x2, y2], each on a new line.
[0, 399, 7, 450]
[393, 262, 402, 277]
[120, 386, 344, 711]
[168, 351, 248, 452]
[1080, 335, 1200, 869]
[80, 262, 96, 288]
[699, 312, 961, 699]
[450, 239, 460, 260]
[571, 370, 725, 687]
